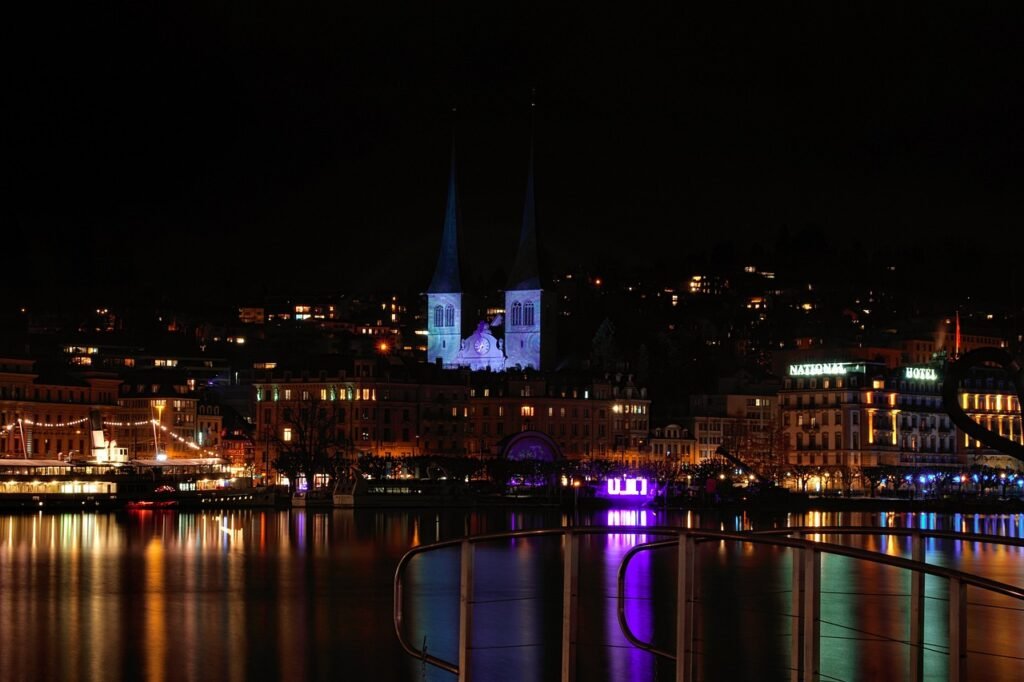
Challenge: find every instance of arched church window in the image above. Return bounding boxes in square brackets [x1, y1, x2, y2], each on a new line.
[445, 305, 455, 327]
[523, 301, 535, 326]
[434, 305, 445, 327]
[511, 301, 522, 326]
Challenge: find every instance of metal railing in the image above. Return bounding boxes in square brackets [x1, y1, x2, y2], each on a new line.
[394, 526, 1024, 682]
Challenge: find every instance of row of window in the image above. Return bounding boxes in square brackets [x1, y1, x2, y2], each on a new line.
[0, 386, 96, 402]
[433, 304, 456, 328]
[0, 437, 87, 455]
[509, 301, 536, 326]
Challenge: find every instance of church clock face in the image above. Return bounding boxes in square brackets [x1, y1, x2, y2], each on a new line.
[474, 337, 490, 354]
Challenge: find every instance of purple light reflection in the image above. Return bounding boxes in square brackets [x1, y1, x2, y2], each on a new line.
[606, 531, 657, 681]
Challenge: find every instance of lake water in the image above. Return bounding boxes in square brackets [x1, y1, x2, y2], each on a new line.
[1, 508, 1023, 681]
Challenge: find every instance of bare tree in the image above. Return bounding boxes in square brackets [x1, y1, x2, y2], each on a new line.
[272, 397, 345, 492]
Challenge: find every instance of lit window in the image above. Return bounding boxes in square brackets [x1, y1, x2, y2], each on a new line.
[521, 405, 534, 417]
[283, 427, 293, 442]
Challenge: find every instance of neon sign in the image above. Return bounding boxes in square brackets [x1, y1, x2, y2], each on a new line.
[607, 477, 649, 496]
[788, 363, 864, 377]
[904, 367, 938, 381]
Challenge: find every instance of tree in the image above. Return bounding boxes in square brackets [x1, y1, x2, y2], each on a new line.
[860, 466, 886, 497]
[272, 397, 345, 492]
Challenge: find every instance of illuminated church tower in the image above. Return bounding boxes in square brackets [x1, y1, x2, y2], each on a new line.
[426, 146, 463, 368]
[504, 127, 554, 371]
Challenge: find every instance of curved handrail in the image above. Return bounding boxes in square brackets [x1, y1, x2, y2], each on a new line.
[615, 528, 1024, 662]
[393, 526, 685, 671]
[753, 525, 1024, 548]
[394, 528, 566, 673]
[395, 525, 1024, 675]
[616, 538, 680, 659]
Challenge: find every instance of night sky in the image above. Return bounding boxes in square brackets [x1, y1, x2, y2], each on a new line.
[9, 3, 1024, 303]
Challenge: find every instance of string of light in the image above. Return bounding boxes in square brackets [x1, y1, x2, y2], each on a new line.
[154, 422, 220, 458]
[1, 417, 220, 458]
[1, 417, 91, 430]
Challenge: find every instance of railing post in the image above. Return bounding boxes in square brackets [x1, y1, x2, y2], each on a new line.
[948, 577, 967, 682]
[561, 530, 579, 682]
[676, 532, 696, 682]
[790, 534, 804, 682]
[801, 546, 820, 682]
[459, 539, 474, 682]
[909, 534, 925, 682]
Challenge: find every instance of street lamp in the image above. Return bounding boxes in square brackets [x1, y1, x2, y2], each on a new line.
[152, 400, 166, 459]
[376, 340, 392, 458]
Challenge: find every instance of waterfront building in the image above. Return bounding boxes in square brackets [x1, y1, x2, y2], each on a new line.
[247, 356, 651, 478]
[779, 360, 1024, 490]
[648, 424, 698, 469]
[464, 372, 650, 462]
[113, 371, 210, 459]
[250, 358, 471, 478]
[0, 357, 121, 459]
[686, 390, 780, 464]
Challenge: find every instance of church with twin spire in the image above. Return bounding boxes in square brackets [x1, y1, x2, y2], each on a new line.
[426, 131, 555, 372]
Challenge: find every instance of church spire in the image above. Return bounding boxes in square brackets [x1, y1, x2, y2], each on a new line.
[507, 95, 543, 291]
[427, 126, 462, 294]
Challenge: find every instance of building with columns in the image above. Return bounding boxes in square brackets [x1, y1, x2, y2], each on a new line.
[779, 360, 1024, 489]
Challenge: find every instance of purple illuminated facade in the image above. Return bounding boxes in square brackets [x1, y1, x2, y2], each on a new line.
[426, 121, 553, 372]
[596, 477, 656, 506]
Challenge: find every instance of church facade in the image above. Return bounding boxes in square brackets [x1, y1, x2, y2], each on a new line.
[426, 140, 554, 372]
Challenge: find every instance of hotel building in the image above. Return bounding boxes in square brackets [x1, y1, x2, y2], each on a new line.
[780, 361, 1024, 484]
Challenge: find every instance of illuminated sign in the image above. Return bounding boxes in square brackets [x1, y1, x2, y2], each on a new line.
[788, 363, 865, 377]
[607, 477, 649, 496]
[904, 367, 938, 381]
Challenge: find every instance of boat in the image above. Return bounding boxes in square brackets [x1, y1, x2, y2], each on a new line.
[333, 477, 476, 508]
[292, 488, 333, 508]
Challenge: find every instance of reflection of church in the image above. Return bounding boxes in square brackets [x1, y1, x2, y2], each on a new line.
[426, 135, 555, 372]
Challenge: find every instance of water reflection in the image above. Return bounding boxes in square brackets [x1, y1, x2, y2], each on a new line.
[0, 509, 1022, 681]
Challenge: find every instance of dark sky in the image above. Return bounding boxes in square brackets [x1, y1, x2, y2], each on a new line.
[9, 3, 1024, 303]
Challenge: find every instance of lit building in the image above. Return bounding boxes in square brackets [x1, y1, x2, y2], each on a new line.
[110, 370, 220, 460]
[426, 132, 555, 371]
[0, 357, 121, 459]
[649, 424, 698, 468]
[779, 361, 1024, 489]
[687, 274, 728, 296]
[250, 358, 471, 478]
[957, 369, 1024, 470]
[248, 358, 651, 477]
[464, 372, 650, 462]
[686, 392, 780, 465]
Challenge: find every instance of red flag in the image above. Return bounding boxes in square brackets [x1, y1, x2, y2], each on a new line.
[955, 310, 961, 358]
